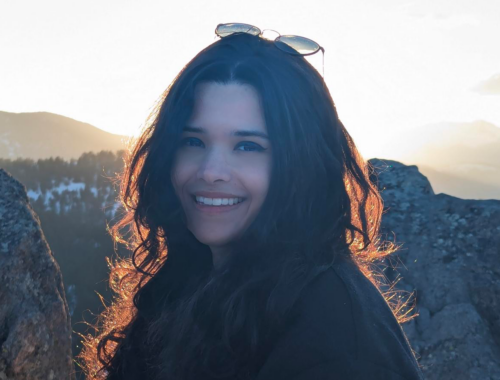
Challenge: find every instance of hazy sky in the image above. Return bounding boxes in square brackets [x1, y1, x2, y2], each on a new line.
[1, 0, 499, 159]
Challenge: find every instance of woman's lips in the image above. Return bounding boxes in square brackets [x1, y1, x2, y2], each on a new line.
[192, 196, 245, 214]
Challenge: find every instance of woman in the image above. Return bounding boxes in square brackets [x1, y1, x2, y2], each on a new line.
[79, 24, 425, 380]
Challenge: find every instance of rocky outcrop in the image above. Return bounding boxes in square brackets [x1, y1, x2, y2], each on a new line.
[370, 159, 500, 380]
[0, 169, 74, 380]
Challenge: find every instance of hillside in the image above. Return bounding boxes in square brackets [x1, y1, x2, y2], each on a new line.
[0, 111, 129, 160]
[380, 120, 500, 200]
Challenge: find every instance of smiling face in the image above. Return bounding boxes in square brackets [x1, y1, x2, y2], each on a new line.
[171, 81, 272, 266]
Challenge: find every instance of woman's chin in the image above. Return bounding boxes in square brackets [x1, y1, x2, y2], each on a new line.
[190, 230, 235, 248]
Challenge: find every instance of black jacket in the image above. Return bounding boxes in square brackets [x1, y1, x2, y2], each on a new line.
[255, 253, 426, 380]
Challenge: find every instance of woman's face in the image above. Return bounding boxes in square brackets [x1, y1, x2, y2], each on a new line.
[172, 81, 272, 262]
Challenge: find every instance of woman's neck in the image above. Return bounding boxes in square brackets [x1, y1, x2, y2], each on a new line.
[210, 245, 232, 270]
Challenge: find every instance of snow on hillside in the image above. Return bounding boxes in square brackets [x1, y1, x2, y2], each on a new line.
[25, 178, 122, 218]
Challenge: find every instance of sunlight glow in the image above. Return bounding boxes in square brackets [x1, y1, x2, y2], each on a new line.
[1, 0, 499, 161]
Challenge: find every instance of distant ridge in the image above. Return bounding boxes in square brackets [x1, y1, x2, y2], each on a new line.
[380, 120, 500, 200]
[0, 111, 129, 160]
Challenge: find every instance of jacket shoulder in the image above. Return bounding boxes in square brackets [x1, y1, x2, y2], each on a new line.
[255, 254, 425, 380]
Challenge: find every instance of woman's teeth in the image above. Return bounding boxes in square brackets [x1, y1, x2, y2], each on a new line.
[195, 196, 244, 206]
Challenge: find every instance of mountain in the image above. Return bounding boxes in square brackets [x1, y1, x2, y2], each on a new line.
[380, 120, 500, 200]
[0, 111, 129, 160]
[415, 164, 500, 200]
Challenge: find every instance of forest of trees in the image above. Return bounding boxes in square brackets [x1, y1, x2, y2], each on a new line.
[0, 150, 130, 376]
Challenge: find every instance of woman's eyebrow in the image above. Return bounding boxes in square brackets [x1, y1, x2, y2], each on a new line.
[183, 125, 269, 140]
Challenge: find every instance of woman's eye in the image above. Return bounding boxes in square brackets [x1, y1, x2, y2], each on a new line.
[236, 142, 266, 152]
[179, 138, 266, 152]
[180, 137, 204, 148]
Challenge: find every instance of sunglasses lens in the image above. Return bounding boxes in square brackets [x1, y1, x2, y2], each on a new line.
[216, 23, 261, 38]
[275, 35, 320, 55]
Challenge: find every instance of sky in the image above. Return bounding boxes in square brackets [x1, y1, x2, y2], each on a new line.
[1, 0, 499, 160]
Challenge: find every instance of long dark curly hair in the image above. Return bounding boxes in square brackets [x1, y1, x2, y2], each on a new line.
[77, 32, 416, 380]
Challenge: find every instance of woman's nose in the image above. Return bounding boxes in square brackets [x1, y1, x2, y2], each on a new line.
[196, 149, 232, 183]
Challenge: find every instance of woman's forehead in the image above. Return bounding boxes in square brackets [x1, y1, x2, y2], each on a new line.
[189, 82, 267, 134]
[193, 81, 261, 107]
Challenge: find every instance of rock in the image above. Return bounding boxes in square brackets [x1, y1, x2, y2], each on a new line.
[0, 169, 74, 380]
[370, 158, 500, 380]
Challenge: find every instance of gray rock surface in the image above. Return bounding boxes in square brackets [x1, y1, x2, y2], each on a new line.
[0, 169, 74, 380]
[370, 158, 500, 380]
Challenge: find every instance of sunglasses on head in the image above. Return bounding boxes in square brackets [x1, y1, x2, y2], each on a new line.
[214, 23, 325, 79]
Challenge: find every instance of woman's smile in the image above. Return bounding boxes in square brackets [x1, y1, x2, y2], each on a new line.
[192, 194, 247, 215]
